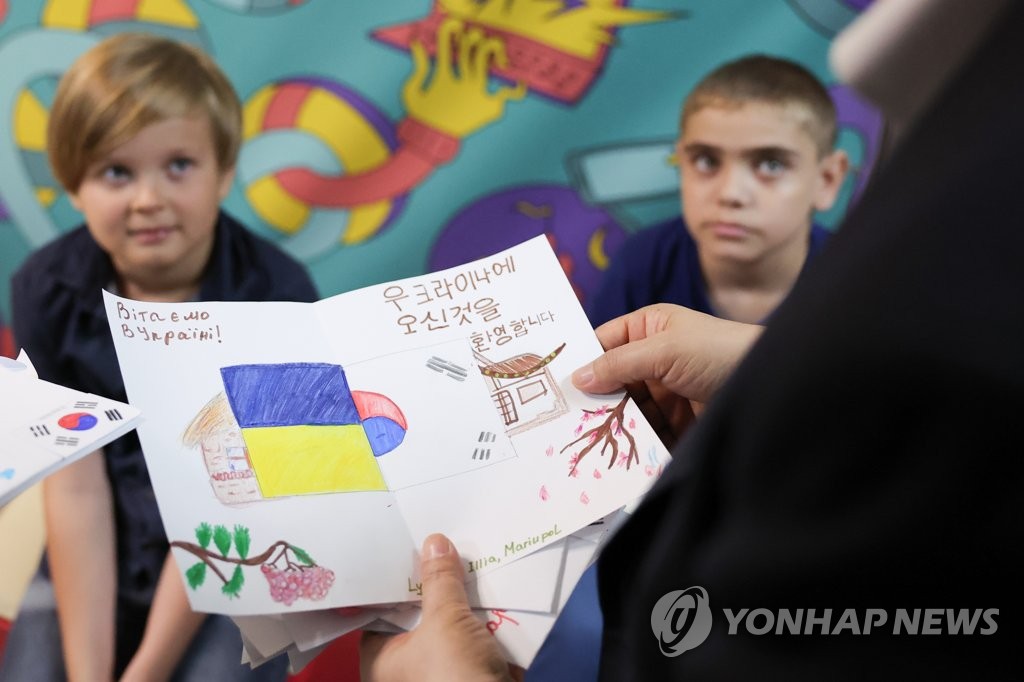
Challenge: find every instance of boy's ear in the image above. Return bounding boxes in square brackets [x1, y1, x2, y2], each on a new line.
[217, 165, 237, 201]
[67, 191, 83, 213]
[813, 149, 850, 212]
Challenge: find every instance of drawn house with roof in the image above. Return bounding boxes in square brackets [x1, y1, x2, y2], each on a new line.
[474, 349, 568, 437]
[183, 392, 263, 506]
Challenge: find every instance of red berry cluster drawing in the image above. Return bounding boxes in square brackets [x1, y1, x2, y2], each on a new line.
[171, 522, 335, 605]
[261, 561, 336, 606]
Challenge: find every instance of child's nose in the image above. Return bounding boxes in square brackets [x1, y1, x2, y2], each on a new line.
[716, 164, 752, 206]
[131, 175, 166, 211]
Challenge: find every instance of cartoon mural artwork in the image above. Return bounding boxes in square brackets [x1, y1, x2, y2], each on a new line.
[374, 0, 674, 105]
[170, 522, 336, 605]
[430, 186, 628, 305]
[239, 77, 409, 258]
[238, 1, 674, 260]
[240, 17, 526, 259]
[184, 363, 408, 503]
[476, 342, 568, 436]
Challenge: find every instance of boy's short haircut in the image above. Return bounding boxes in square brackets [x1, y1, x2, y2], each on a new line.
[47, 32, 242, 192]
[681, 54, 837, 156]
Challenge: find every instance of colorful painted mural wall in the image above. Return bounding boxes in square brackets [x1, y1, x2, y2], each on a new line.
[0, 0, 880, 354]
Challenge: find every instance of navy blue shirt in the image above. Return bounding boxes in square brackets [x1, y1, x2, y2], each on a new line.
[586, 216, 831, 326]
[10, 211, 318, 605]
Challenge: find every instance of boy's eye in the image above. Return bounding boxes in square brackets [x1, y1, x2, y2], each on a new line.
[102, 165, 131, 182]
[689, 153, 719, 173]
[755, 157, 788, 176]
[168, 157, 195, 175]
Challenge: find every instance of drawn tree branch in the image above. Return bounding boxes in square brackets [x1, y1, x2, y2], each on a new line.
[559, 395, 638, 475]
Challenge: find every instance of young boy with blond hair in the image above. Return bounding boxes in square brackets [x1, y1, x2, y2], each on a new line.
[1, 33, 317, 681]
[532, 55, 849, 682]
[587, 54, 849, 326]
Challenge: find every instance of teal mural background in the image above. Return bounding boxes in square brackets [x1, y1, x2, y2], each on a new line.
[0, 0, 877, 348]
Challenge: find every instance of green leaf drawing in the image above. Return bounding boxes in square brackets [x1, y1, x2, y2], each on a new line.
[233, 525, 251, 560]
[213, 525, 231, 556]
[185, 562, 207, 590]
[195, 523, 212, 549]
[291, 545, 314, 566]
[222, 565, 244, 599]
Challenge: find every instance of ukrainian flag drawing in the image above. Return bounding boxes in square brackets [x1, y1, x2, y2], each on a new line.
[220, 363, 406, 498]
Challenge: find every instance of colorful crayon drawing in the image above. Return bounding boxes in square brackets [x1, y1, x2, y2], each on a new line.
[476, 344, 568, 436]
[561, 395, 638, 476]
[184, 363, 407, 502]
[171, 522, 336, 606]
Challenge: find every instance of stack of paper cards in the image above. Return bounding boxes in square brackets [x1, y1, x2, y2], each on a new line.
[0, 353, 143, 507]
[103, 236, 669, 670]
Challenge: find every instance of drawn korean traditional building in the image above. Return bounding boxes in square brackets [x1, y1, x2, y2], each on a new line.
[182, 392, 263, 505]
[474, 349, 569, 436]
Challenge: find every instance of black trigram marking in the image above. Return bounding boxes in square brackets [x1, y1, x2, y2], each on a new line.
[478, 431, 496, 443]
[426, 356, 468, 382]
[104, 409, 123, 421]
[55, 436, 79, 447]
[472, 448, 492, 461]
[30, 424, 50, 438]
[74, 400, 98, 409]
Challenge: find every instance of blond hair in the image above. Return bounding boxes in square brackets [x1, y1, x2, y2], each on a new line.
[47, 32, 241, 191]
[681, 54, 837, 157]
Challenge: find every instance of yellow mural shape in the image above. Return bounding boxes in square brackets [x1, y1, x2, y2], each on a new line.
[243, 424, 387, 497]
[135, 0, 199, 29]
[42, 0, 89, 29]
[15, 92, 48, 150]
[246, 176, 309, 233]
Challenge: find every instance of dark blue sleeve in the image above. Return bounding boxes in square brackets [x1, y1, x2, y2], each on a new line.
[275, 262, 319, 303]
[9, 259, 63, 385]
[585, 222, 680, 327]
[586, 248, 641, 328]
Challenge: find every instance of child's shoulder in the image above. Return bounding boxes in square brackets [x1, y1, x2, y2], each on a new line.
[12, 224, 102, 290]
[211, 212, 318, 302]
[616, 216, 693, 265]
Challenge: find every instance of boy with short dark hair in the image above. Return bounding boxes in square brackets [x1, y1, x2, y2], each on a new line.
[2, 32, 317, 681]
[532, 55, 849, 682]
[587, 54, 849, 326]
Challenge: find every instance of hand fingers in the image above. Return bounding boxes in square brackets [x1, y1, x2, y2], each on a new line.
[419, 533, 470, 617]
[572, 335, 662, 394]
[591, 306, 660, 352]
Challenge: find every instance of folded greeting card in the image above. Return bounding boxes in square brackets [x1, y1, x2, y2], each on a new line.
[0, 352, 142, 507]
[104, 236, 669, 616]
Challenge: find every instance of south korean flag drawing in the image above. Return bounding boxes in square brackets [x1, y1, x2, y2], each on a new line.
[29, 396, 133, 458]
